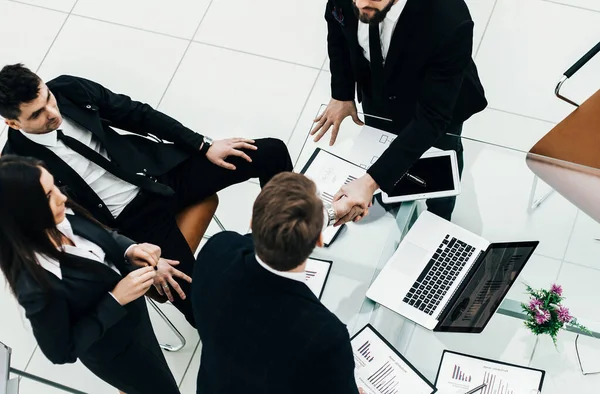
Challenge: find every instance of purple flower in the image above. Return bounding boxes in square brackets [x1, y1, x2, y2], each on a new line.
[535, 309, 551, 324]
[557, 306, 572, 323]
[551, 284, 563, 296]
[529, 298, 543, 311]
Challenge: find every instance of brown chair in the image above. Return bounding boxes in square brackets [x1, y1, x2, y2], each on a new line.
[526, 41, 600, 220]
[149, 194, 221, 352]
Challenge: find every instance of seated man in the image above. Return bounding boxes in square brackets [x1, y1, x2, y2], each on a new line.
[0, 63, 295, 327]
[192, 172, 361, 394]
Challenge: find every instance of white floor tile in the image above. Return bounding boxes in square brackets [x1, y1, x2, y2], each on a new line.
[545, 0, 600, 11]
[73, 0, 210, 39]
[530, 331, 600, 394]
[14, 0, 75, 12]
[475, 0, 600, 123]
[178, 341, 202, 393]
[453, 139, 579, 260]
[37, 16, 188, 107]
[563, 211, 600, 269]
[0, 280, 37, 370]
[146, 300, 199, 384]
[404, 314, 537, 382]
[462, 107, 556, 152]
[465, 0, 497, 52]
[0, 1, 66, 70]
[212, 180, 260, 235]
[158, 43, 318, 143]
[194, 0, 327, 68]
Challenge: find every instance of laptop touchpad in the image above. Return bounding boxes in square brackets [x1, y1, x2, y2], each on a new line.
[391, 241, 428, 277]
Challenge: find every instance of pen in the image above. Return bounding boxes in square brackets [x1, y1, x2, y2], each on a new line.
[463, 383, 487, 394]
[406, 173, 426, 187]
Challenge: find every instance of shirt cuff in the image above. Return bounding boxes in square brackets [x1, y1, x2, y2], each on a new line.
[123, 244, 136, 259]
[108, 292, 122, 305]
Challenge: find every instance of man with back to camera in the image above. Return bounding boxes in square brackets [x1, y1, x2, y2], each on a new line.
[0, 63, 306, 327]
[192, 172, 368, 394]
[312, 0, 488, 221]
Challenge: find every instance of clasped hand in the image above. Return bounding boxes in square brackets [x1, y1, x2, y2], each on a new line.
[125, 243, 192, 302]
[331, 175, 379, 225]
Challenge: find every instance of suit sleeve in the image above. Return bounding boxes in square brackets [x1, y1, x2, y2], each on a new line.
[107, 229, 136, 254]
[18, 287, 127, 364]
[302, 324, 360, 394]
[59, 75, 204, 153]
[325, 1, 356, 101]
[367, 21, 474, 192]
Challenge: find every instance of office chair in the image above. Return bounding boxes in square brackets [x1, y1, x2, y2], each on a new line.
[527, 40, 600, 212]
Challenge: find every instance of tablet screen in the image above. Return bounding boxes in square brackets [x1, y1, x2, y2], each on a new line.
[388, 155, 455, 197]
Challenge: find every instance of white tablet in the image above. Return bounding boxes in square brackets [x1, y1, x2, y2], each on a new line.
[381, 150, 461, 204]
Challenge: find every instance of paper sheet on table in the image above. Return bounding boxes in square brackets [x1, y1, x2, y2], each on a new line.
[348, 126, 441, 170]
[435, 351, 544, 394]
[351, 325, 435, 394]
[299, 149, 366, 246]
[304, 258, 332, 299]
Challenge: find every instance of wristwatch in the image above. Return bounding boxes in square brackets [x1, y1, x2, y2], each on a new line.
[325, 202, 337, 227]
[199, 136, 213, 155]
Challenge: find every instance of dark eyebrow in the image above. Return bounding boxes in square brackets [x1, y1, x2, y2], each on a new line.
[27, 90, 51, 120]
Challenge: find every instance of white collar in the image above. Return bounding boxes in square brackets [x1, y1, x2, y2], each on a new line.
[35, 208, 74, 279]
[56, 208, 76, 239]
[19, 118, 68, 147]
[386, 0, 406, 23]
[255, 254, 306, 283]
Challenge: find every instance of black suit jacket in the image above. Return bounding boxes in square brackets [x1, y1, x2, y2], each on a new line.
[325, 0, 487, 192]
[2, 75, 204, 225]
[15, 213, 144, 365]
[193, 232, 359, 394]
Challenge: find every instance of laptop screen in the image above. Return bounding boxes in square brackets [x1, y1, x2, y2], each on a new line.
[436, 241, 538, 333]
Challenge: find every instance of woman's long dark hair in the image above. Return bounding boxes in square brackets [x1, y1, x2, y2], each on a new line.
[0, 155, 102, 295]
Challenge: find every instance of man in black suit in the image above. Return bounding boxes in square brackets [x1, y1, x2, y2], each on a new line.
[312, 0, 488, 221]
[0, 63, 294, 327]
[192, 172, 361, 394]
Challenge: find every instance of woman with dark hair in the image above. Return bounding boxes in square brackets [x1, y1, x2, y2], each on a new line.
[0, 155, 181, 394]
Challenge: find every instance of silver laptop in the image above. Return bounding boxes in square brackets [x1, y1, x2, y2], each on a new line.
[366, 211, 538, 333]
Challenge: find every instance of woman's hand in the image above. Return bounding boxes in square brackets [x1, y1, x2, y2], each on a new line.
[111, 266, 156, 305]
[153, 258, 193, 302]
[126, 243, 161, 268]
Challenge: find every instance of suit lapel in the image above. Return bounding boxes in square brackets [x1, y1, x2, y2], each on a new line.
[68, 214, 127, 274]
[382, 0, 421, 83]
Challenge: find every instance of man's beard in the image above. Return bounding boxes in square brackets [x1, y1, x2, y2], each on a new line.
[353, 0, 396, 24]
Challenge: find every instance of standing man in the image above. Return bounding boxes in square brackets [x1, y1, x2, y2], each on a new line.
[312, 0, 487, 220]
[0, 63, 294, 327]
[192, 172, 361, 394]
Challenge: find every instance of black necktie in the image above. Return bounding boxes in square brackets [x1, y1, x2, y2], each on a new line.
[369, 22, 385, 98]
[56, 130, 174, 197]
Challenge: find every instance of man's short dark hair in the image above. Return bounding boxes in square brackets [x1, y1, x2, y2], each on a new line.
[0, 63, 42, 120]
[252, 172, 324, 271]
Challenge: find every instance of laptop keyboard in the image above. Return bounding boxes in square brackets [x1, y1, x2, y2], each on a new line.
[402, 235, 475, 315]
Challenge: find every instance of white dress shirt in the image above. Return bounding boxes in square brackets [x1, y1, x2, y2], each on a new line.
[20, 117, 140, 218]
[255, 254, 306, 283]
[357, 0, 407, 63]
[35, 209, 121, 280]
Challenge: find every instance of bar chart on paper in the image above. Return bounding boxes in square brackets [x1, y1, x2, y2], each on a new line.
[304, 258, 332, 299]
[351, 326, 434, 394]
[435, 352, 544, 394]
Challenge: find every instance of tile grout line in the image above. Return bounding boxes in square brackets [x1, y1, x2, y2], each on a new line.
[541, 0, 600, 14]
[474, 0, 499, 60]
[285, 57, 327, 149]
[555, 209, 581, 281]
[177, 339, 201, 388]
[155, 0, 215, 109]
[34, 0, 80, 75]
[7, 0, 68, 14]
[193, 41, 322, 71]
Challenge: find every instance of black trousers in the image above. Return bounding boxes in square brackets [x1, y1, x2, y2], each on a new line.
[80, 299, 180, 394]
[362, 96, 464, 221]
[115, 138, 293, 327]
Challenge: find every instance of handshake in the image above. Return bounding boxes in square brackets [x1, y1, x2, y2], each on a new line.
[329, 195, 372, 227]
